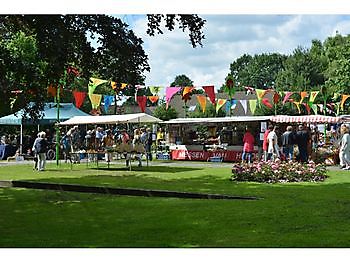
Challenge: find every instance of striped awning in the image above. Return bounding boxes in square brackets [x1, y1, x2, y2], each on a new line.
[270, 115, 340, 124]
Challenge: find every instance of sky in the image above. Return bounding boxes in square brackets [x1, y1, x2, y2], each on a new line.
[120, 14, 350, 90]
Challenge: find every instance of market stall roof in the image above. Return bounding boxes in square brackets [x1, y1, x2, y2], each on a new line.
[164, 116, 271, 124]
[0, 103, 90, 126]
[59, 113, 162, 125]
[270, 115, 341, 124]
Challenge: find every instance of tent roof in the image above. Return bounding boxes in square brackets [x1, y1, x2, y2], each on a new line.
[270, 115, 341, 124]
[59, 113, 162, 125]
[0, 103, 90, 126]
[164, 115, 344, 125]
[164, 116, 270, 124]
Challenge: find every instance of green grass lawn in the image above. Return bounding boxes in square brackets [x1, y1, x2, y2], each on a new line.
[0, 161, 349, 247]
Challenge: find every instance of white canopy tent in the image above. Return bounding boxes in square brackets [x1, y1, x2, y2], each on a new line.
[59, 113, 162, 126]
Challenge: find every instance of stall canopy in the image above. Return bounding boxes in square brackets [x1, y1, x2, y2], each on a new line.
[164, 116, 271, 124]
[59, 113, 162, 126]
[270, 115, 341, 124]
[0, 102, 90, 125]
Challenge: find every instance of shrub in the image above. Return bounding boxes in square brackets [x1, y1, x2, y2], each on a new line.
[231, 160, 328, 183]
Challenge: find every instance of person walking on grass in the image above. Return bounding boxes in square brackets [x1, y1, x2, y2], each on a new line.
[339, 124, 350, 170]
[34, 132, 48, 171]
[31, 132, 41, 170]
[242, 127, 255, 164]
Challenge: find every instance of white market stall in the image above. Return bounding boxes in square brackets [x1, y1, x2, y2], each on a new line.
[163, 116, 271, 162]
[162, 114, 347, 162]
[59, 113, 162, 126]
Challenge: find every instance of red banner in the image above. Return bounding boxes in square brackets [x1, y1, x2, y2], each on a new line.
[171, 150, 257, 162]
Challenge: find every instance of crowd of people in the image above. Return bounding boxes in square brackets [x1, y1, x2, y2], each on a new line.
[59, 125, 157, 167]
[241, 124, 323, 164]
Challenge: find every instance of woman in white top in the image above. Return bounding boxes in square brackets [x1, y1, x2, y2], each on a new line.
[267, 126, 280, 161]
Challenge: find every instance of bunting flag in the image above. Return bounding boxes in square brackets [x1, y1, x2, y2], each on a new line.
[67, 66, 80, 76]
[73, 91, 86, 109]
[225, 100, 231, 113]
[318, 104, 324, 114]
[216, 99, 226, 113]
[249, 100, 257, 114]
[165, 87, 181, 109]
[89, 93, 102, 109]
[293, 101, 301, 114]
[188, 105, 196, 112]
[230, 99, 237, 110]
[182, 86, 195, 102]
[196, 95, 207, 113]
[340, 94, 350, 110]
[47, 85, 57, 97]
[202, 86, 216, 105]
[148, 96, 159, 104]
[302, 103, 311, 115]
[332, 92, 341, 101]
[255, 89, 268, 101]
[111, 81, 128, 91]
[282, 91, 294, 104]
[310, 103, 318, 114]
[89, 78, 107, 95]
[239, 100, 248, 114]
[335, 102, 341, 115]
[136, 96, 147, 113]
[103, 95, 115, 113]
[273, 92, 280, 105]
[245, 86, 255, 95]
[299, 91, 308, 104]
[149, 86, 162, 95]
[309, 91, 319, 103]
[261, 98, 273, 109]
[10, 98, 17, 110]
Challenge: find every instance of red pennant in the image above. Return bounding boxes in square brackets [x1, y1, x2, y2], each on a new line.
[47, 85, 57, 97]
[262, 98, 273, 109]
[273, 92, 280, 104]
[136, 96, 147, 113]
[202, 86, 216, 105]
[73, 91, 87, 109]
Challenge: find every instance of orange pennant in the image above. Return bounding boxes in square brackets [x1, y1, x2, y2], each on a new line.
[148, 96, 159, 104]
[196, 95, 207, 113]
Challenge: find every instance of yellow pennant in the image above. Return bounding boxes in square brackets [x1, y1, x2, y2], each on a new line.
[216, 99, 226, 113]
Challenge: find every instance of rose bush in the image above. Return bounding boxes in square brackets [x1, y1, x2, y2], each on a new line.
[231, 160, 328, 183]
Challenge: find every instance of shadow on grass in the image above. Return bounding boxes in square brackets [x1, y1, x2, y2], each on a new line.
[89, 166, 203, 173]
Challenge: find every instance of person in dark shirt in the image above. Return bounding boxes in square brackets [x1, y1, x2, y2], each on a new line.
[295, 124, 310, 163]
[281, 126, 295, 161]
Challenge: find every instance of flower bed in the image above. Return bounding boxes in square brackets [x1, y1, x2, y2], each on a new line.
[231, 160, 328, 183]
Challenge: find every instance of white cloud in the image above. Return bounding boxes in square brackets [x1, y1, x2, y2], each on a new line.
[131, 15, 350, 92]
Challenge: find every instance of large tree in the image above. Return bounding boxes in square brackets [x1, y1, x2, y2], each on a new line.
[275, 41, 327, 92]
[0, 14, 206, 119]
[0, 15, 150, 118]
[221, 53, 287, 92]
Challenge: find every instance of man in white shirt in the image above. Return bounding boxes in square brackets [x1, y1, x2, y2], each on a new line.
[267, 126, 280, 161]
